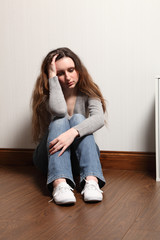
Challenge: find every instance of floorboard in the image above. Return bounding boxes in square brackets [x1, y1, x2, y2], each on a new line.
[0, 166, 160, 240]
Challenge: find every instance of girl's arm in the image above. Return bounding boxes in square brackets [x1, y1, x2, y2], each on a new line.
[47, 54, 67, 117]
[48, 76, 67, 117]
[73, 98, 105, 137]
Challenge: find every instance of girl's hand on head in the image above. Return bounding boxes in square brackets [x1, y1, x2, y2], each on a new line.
[48, 54, 58, 79]
[49, 128, 79, 157]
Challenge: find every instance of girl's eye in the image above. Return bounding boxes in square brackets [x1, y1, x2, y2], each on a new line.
[57, 71, 64, 76]
[68, 68, 74, 72]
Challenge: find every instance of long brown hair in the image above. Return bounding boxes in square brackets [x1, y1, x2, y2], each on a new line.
[31, 47, 106, 142]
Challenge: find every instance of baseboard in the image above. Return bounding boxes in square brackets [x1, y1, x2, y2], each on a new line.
[0, 148, 156, 172]
[100, 151, 155, 172]
[0, 148, 34, 166]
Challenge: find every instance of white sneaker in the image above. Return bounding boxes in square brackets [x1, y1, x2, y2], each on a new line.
[81, 180, 103, 202]
[52, 182, 76, 205]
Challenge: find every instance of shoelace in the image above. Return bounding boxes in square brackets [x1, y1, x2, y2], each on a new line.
[53, 185, 74, 196]
[81, 180, 103, 195]
[48, 184, 74, 203]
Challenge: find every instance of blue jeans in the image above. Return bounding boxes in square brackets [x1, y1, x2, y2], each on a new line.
[33, 114, 105, 191]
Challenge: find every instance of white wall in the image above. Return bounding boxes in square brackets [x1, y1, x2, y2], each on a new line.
[0, 0, 160, 151]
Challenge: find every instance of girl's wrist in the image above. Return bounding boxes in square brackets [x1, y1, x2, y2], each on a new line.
[71, 128, 79, 138]
[49, 73, 56, 79]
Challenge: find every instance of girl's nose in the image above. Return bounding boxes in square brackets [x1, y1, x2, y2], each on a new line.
[65, 71, 70, 80]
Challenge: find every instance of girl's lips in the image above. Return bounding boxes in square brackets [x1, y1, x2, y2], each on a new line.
[68, 82, 74, 86]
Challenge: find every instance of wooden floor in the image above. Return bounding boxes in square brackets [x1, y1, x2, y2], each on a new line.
[0, 165, 160, 240]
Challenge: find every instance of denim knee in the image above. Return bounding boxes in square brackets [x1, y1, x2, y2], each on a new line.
[48, 117, 70, 143]
[69, 114, 85, 127]
[48, 117, 69, 130]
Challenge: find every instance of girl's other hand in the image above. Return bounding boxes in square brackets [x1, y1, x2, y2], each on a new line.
[49, 128, 79, 157]
[48, 54, 58, 79]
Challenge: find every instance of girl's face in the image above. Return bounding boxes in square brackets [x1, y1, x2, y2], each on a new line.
[55, 57, 79, 90]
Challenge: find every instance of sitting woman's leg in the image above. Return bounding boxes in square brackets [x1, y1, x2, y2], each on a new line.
[69, 114, 105, 201]
[47, 117, 75, 188]
[47, 117, 76, 204]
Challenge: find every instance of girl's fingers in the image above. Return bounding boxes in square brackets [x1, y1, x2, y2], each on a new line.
[49, 141, 68, 156]
[49, 144, 61, 154]
[49, 138, 58, 147]
[58, 146, 67, 157]
[51, 54, 59, 63]
[49, 138, 64, 153]
[48, 54, 59, 78]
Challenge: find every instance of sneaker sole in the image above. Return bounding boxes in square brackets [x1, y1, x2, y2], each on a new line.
[84, 197, 103, 202]
[55, 199, 76, 205]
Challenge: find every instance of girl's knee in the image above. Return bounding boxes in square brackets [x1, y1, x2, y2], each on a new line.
[48, 117, 70, 141]
[49, 117, 68, 129]
[70, 114, 85, 126]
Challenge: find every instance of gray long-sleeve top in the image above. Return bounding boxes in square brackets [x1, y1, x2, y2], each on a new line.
[48, 76, 105, 137]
